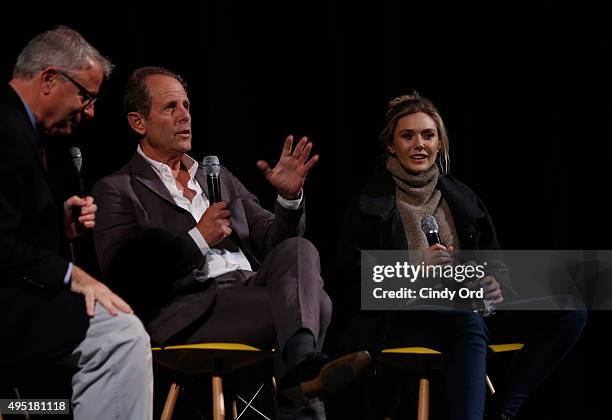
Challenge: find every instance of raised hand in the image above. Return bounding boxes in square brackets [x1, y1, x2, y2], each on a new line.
[256, 135, 319, 199]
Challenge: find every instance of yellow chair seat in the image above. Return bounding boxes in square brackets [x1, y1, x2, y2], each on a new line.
[488, 343, 524, 353]
[152, 342, 262, 352]
[152, 342, 274, 375]
[382, 347, 443, 355]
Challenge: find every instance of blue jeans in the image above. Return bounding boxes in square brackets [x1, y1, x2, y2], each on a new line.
[383, 306, 586, 419]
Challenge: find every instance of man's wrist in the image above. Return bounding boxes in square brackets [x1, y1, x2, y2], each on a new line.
[279, 190, 301, 200]
[277, 189, 303, 210]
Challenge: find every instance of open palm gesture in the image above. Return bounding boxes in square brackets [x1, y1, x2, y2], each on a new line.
[256, 135, 319, 199]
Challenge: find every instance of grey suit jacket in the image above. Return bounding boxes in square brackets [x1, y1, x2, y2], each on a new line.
[93, 152, 305, 344]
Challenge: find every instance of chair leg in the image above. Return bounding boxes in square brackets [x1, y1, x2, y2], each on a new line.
[160, 382, 180, 420]
[12, 387, 31, 420]
[486, 374, 496, 396]
[212, 376, 225, 420]
[381, 375, 401, 420]
[231, 400, 238, 419]
[417, 377, 429, 420]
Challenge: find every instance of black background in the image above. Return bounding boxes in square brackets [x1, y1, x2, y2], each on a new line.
[2, 1, 610, 418]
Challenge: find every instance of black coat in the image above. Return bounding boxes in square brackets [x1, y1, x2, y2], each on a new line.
[330, 160, 509, 352]
[0, 85, 88, 363]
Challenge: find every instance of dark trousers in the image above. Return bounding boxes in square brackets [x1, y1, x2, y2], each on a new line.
[383, 307, 586, 419]
[177, 237, 332, 419]
[486, 308, 587, 417]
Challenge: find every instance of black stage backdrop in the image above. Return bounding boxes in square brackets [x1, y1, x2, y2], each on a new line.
[2, 2, 610, 419]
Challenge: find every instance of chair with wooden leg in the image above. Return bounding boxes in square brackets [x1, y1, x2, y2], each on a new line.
[380, 343, 524, 420]
[381, 347, 445, 420]
[152, 343, 275, 420]
[485, 343, 525, 397]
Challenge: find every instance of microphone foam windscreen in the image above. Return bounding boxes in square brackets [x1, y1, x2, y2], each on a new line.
[421, 215, 439, 233]
[69, 147, 83, 172]
[202, 155, 221, 175]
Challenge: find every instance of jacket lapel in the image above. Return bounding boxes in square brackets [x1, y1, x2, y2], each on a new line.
[128, 153, 185, 210]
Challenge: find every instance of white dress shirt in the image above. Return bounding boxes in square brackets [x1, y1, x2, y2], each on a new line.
[137, 145, 302, 278]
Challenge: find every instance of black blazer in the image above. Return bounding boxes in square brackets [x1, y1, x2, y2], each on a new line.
[334, 159, 510, 314]
[0, 85, 88, 362]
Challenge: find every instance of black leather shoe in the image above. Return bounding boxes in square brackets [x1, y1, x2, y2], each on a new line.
[278, 351, 372, 406]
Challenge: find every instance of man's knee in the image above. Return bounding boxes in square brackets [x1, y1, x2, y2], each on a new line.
[106, 313, 151, 351]
[275, 237, 320, 263]
[264, 238, 324, 292]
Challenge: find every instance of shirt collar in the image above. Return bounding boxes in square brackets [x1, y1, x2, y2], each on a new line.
[137, 144, 199, 179]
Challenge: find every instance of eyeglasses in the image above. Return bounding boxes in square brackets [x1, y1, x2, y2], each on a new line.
[58, 70, 98, 108]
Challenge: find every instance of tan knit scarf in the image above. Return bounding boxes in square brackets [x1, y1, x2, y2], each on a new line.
[386, 155, 460, 251]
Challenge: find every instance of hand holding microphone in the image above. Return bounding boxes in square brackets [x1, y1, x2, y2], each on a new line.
[196, 155, 231, 246]
[196, 202, 231, 246]
[421, 215, 454, 266]
[65, 147, 96, 238]
[420, 215, 497, 316]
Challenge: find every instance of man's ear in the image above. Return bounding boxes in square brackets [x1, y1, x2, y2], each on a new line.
[127, 112, 146, 135]
[40, 67, 59, 95]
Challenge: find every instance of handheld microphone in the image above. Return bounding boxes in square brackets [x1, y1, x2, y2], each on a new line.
[69, 147, 85, 194]
[421, 215, 495, 316]
[69, 147, 86, 233]
[202, 155, 222, 203]
[421, 215, 441, 246]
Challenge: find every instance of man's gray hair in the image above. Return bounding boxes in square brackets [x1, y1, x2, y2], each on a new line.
[13, 25, 113, 79]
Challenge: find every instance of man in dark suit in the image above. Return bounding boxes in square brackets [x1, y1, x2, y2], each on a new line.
[93, 66, 370, 419]
[0, 27, 153, 419]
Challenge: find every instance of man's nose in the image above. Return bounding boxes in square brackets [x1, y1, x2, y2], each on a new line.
[177, 104, 190, 121]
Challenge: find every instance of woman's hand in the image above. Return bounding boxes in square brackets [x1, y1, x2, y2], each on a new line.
[422, 243, 454, 267]
[479, 275, 504, 305]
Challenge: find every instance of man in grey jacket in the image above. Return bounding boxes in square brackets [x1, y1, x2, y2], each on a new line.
[93, 66, 370, 419]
